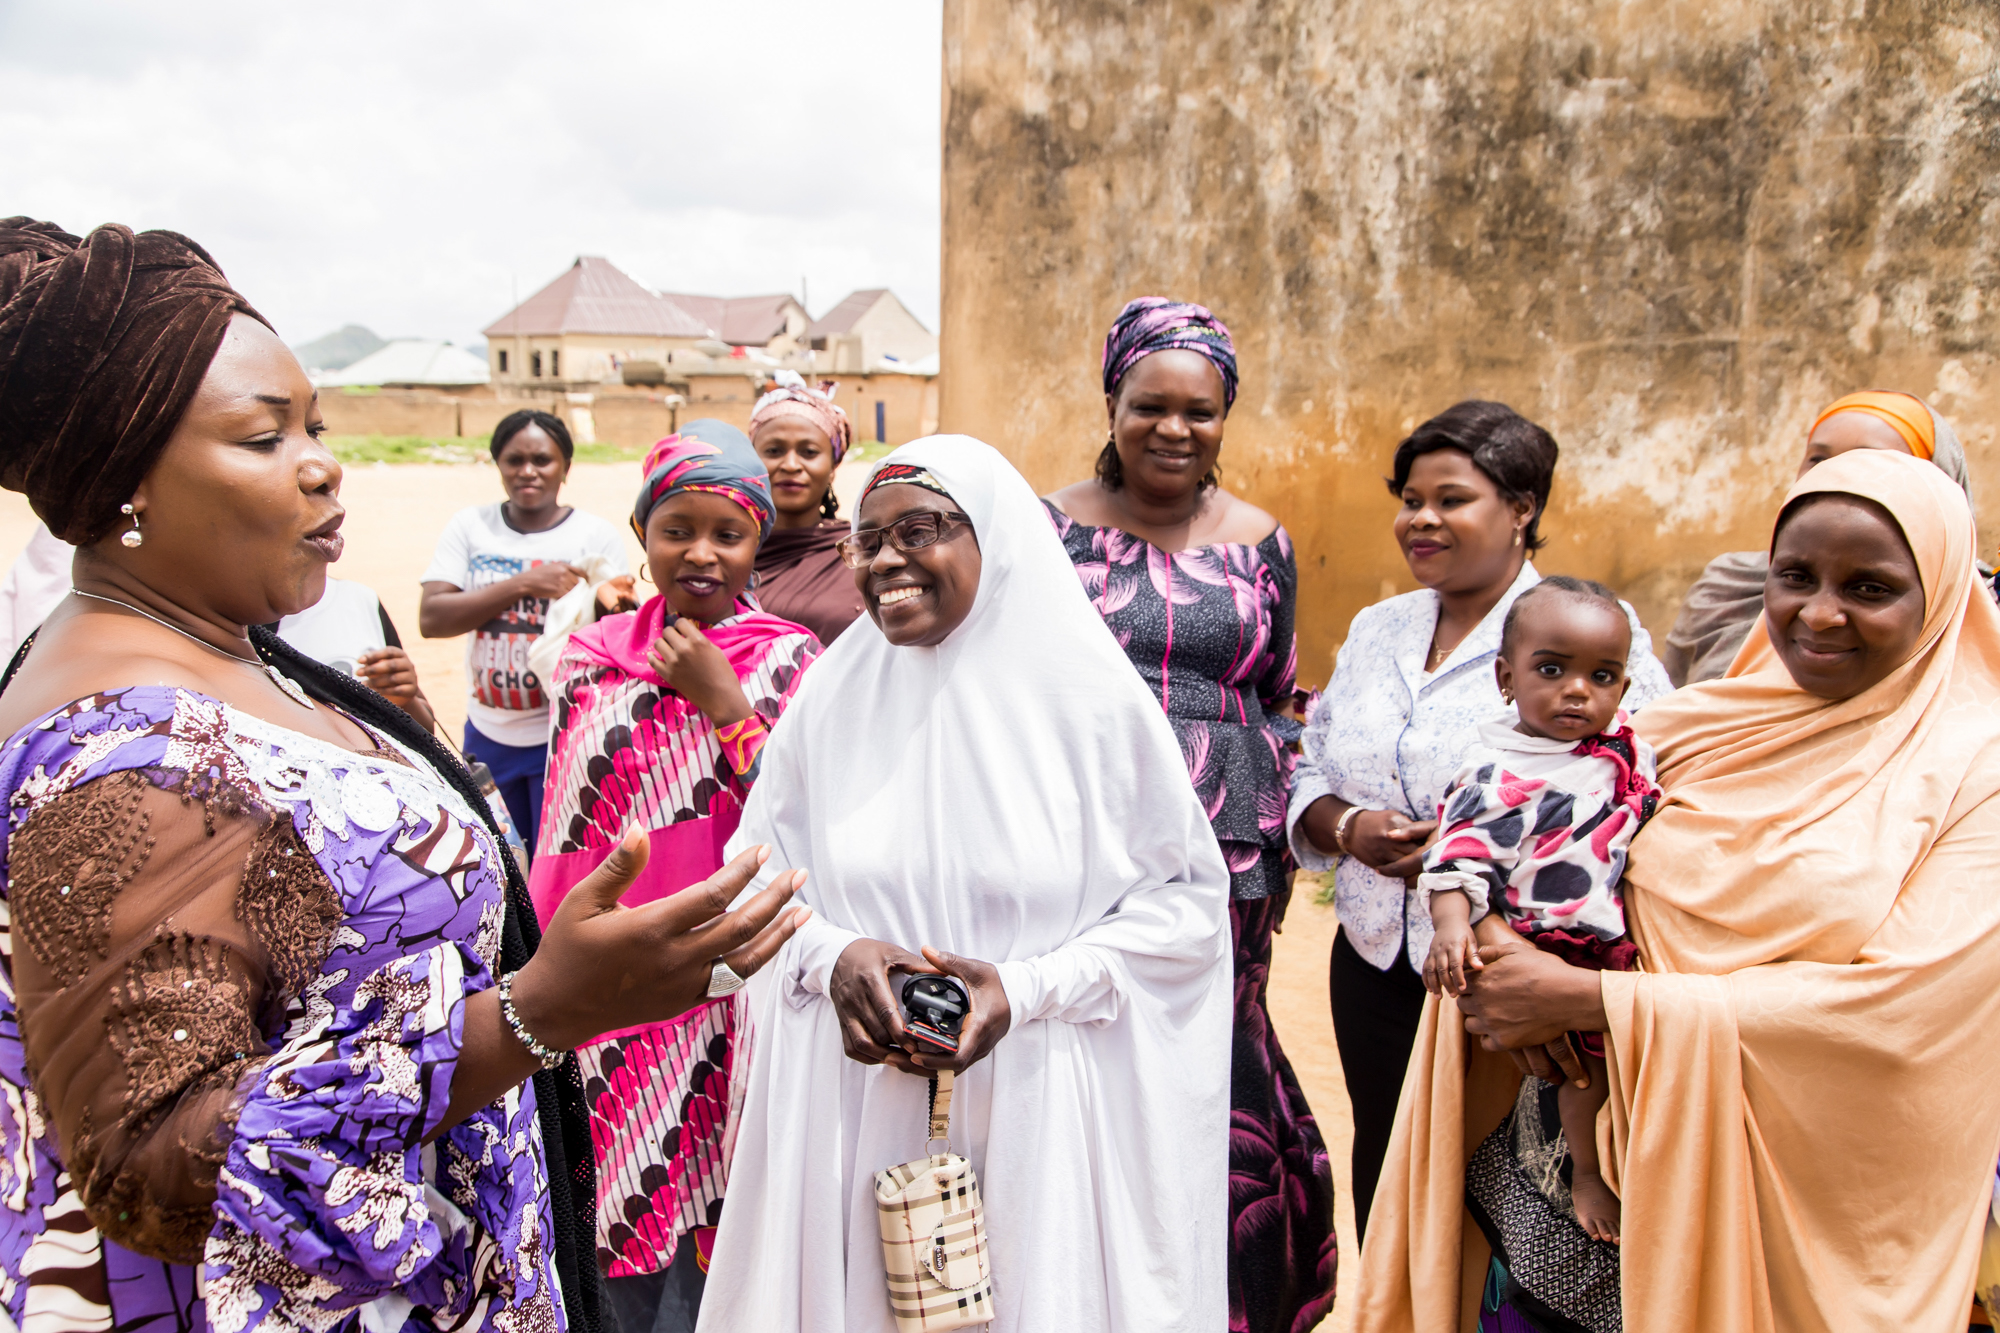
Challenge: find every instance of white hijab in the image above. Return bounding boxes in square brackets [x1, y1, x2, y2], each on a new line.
[704, 435, 1232, 1332]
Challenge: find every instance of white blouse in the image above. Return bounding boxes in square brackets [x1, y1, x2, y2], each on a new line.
[1285, 562, 1674, 971]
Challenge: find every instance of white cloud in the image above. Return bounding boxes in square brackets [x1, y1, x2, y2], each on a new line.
[0, 0, 942, 346]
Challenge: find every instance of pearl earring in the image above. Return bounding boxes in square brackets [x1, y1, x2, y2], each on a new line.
[1512, 527, 1523, 548]
[119, 503, 143, 549]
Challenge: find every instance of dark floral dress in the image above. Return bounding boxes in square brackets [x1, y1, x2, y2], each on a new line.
[1046, 501, 1336, 1333]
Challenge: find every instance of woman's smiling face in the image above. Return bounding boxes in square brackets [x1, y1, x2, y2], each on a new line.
[1765, 494, 1926, 699]
[1393, 447, 1532, 595]
[645, 490, 760, 623]
[1106, 349, 1226, 498]
[852, 484, 982, 647]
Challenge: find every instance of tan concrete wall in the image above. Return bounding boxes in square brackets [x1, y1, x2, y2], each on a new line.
[837, 373, 936, 443]
[459, 395, 559, 439]
[592, 396, 681, 449]
[318, 390, 463, 439]
[326, 376, 943, 451]
[672, 373, 941, 446]
[940, 0, 2000, 687]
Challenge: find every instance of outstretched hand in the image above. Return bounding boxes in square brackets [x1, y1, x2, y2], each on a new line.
[512, 829, 809, 1051]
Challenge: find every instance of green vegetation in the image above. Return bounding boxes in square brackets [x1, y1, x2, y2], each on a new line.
[1313, 869, 1337, 907]
[325, 435, 648, 466]
[571, 441, 651, 464]
[325, 435, 487, 465]
[847, 438, 894, 464]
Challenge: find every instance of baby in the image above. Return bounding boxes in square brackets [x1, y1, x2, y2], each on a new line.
[1418, 575, 1660, 1244]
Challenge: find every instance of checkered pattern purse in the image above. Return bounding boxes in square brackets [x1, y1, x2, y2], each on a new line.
[873, 1070, 996, 1330]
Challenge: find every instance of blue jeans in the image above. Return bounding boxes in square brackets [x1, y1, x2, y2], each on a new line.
[462, 723, 546, 858]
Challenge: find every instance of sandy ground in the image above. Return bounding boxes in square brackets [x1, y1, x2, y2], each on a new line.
[0, 462, 1361, 1329]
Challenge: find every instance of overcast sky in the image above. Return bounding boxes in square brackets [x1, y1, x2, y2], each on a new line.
[0, 0, 943, 349]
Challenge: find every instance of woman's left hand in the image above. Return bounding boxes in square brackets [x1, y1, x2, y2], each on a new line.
[908, 946, 1012, 1074]
[649, 618, 753, 724]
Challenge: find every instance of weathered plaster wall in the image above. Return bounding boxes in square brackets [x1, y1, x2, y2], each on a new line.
[940, 0, 2000, 684]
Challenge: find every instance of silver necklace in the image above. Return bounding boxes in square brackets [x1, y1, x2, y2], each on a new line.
[69, 589, 316, 710]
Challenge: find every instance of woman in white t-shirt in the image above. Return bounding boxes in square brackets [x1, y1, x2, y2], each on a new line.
[420, 409, 629, 855]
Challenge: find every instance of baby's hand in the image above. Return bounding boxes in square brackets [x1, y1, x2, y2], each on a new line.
[1423, 926, 1484, 997]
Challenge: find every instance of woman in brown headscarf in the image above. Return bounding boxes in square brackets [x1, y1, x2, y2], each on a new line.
[0, 219, 807, 1333]
[749, 370, 868, 643]
[1358, 448, 2000, 1332]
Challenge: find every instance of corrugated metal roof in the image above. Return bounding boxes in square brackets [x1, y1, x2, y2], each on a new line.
[483, 257, 712, 338]
[658, 292, 802, 345]
[804, 288, 889, 339]
[319, 339, 491, 387]
[721, 294, 803, 345]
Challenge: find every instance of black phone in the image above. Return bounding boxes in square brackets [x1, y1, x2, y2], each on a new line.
[900, 974, 970, 1056]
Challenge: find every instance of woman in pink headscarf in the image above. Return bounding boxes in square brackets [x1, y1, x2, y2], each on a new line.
[750, 370, 869, 643]
[531, 420, 821, 1332]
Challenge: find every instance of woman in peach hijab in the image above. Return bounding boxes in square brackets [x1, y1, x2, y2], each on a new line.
[1357, 448, 2000, 1333]
[1661, 389, 1975, 685]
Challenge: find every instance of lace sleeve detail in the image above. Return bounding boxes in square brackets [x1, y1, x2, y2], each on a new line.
[9, 773, 337, 1264]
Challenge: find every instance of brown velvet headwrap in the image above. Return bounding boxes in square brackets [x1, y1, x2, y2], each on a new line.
[0, 219, 268, 543]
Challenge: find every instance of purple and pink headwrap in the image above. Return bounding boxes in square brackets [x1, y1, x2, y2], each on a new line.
[631, 418, 776, 543]
[750, 369, 853, 462]
[1101, 296, 1239, 410]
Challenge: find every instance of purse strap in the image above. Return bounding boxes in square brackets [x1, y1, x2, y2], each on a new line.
[926, 1069, 955, 1160]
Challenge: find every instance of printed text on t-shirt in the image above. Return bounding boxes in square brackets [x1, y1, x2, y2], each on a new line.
[468, 553, 550, 711]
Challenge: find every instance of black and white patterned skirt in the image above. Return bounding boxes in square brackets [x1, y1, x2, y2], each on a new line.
[1464, 1076, 1623, 1333]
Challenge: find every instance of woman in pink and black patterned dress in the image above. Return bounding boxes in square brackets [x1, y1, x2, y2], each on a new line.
[1044, 298, 1335, 1333]
[530, 422, 819, 1333]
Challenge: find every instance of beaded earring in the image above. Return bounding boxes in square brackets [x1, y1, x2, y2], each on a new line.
[119, 503, 143, 549]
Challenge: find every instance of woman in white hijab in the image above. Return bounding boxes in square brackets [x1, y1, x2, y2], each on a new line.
[697, 436, 1233, 1332]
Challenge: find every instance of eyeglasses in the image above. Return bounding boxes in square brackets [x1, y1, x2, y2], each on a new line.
[836, 511, 973, 568]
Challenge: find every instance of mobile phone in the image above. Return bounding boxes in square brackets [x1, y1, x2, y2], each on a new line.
[900, 974, 970, 1056]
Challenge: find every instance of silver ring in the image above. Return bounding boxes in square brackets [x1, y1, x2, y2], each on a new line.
[706, 959, 748, 999]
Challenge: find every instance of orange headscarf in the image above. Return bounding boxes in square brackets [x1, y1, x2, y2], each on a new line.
[1810, 389, 1937, 461]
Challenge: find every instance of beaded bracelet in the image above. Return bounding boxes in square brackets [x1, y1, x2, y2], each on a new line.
[498, 970, 568, 1070]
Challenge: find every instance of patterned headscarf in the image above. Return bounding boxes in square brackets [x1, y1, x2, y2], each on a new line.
[859, 462, 954, 505]
[750, 369, 853, 463]
[0, 219, 269, 543]
[632, 419, 775, 543]
[1100, 296, 1239, 410]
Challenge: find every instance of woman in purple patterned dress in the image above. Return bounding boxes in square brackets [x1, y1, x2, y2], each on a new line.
[0, 220, 806, 1333]
[1044, 298, 1335, 1333]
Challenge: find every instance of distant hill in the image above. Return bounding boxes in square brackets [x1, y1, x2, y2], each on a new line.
[292, 325, 387, 372]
